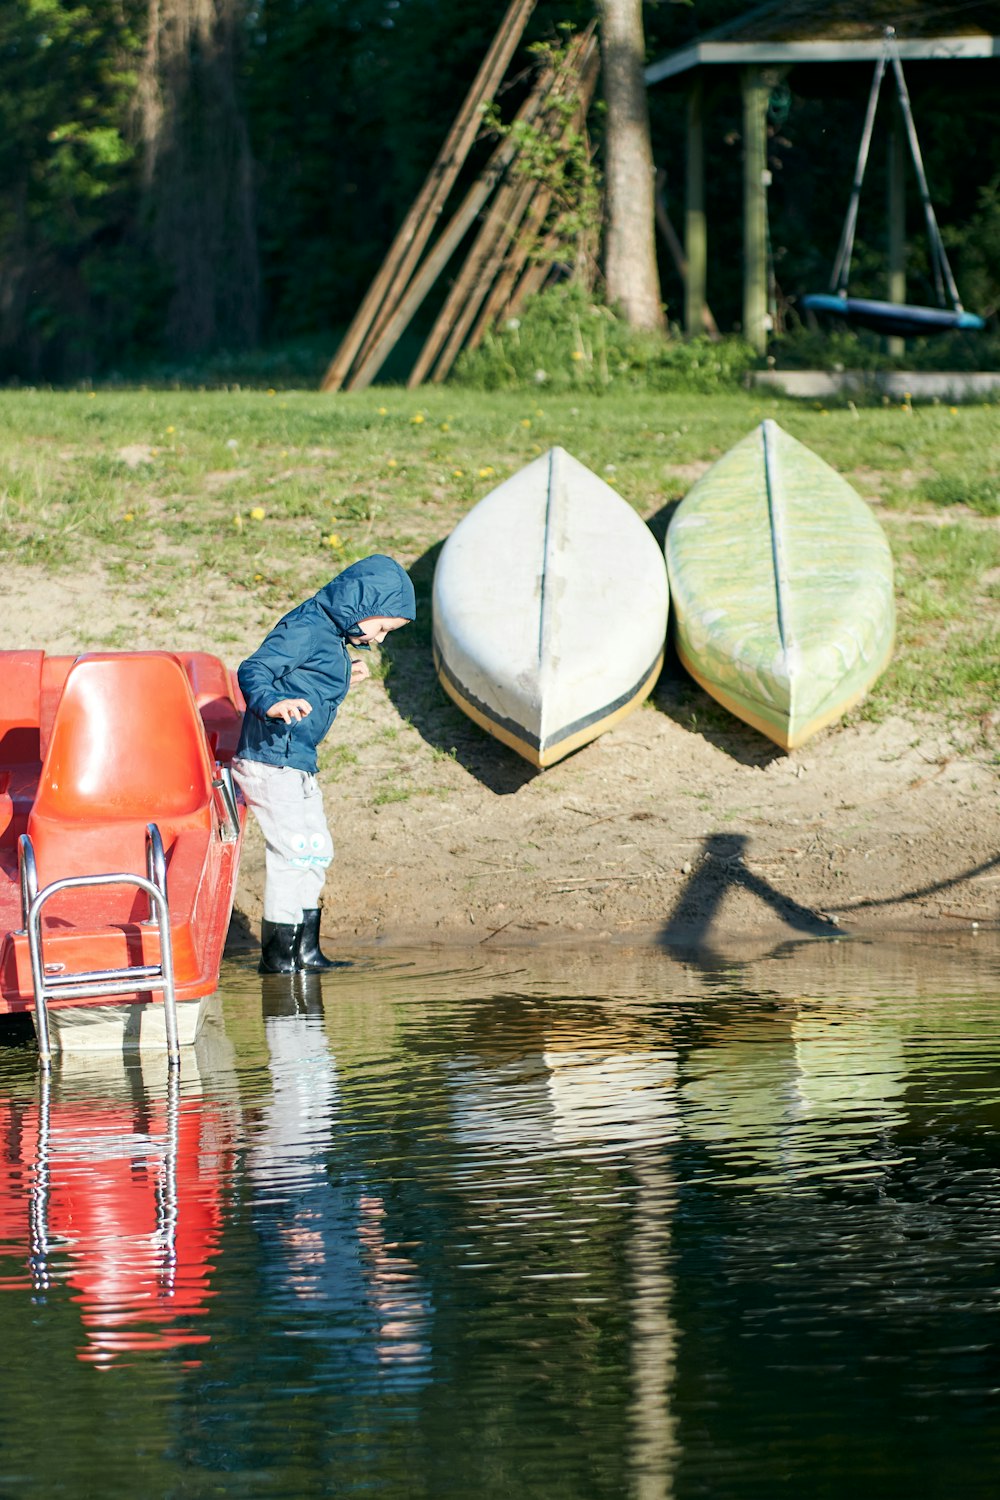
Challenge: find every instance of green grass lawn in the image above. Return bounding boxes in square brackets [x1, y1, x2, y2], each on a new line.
[1, 386, 997, 731]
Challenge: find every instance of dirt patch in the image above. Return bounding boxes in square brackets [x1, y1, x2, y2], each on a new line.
[6, 560, 998, 952]
[203, 468, 252, 490]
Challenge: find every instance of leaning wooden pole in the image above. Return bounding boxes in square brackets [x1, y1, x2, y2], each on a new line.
[345, 63, 558, 393]
[430, 173, 542, 384]
[407, 168, 536, 389]
[410, 35, 598, 389]
[506, 224, 563, 314]
[468, 183, 557, 349]
[464, 68, 599, 351]
[320, 0, 536, 392]
[348, 29, 594, 392]
[466, 56, 599, 352]
[463, 49, 599, 360]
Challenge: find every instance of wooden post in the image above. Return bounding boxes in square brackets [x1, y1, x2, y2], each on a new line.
[742, 67, 769, 356]
[685, 76, 707, 339]
[887, 97, 907, 357]
[467, 182, 556, 347]
[465, 48, 600, 352]
[320, 0, 536, 392]
[345, 64, 557, 392]
[432, 174, 541, 381]
[506, 229, 560, 314]
[348, 29, 595, 392]
[420, 171, 540, 386]
[409, 38, 597, 388]
[655, 169, 719, 338]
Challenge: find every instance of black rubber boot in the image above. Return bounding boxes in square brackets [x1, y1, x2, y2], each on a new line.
[259, 920, 301, 975]
[295, 908, 340, 972]
[261, 971, 325, 1018]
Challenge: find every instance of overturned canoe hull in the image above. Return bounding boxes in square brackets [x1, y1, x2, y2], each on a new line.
[433, 447, 669, 768]
[666, 420, 895, 751]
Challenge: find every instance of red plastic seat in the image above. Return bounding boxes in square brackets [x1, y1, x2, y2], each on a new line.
[28, 653, 217, 912]
[176, 652, 245, 764]
[0, 651, 76, 852]
[0, 650, 44, 769]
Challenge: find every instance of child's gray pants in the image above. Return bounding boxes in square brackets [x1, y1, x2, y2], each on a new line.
[231, 757, 334, 925]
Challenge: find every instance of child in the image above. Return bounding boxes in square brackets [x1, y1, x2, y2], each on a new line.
[232, 554, 415, 974]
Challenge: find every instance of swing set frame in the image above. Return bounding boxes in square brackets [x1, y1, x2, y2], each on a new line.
[802, 28, 985, 338]
[644, 8, 995, 351]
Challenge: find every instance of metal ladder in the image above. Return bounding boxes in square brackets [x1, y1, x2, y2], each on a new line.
[18, 824, 180, 1068]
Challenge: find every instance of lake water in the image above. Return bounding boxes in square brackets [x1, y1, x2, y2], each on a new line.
[1, 933, 999, 1499]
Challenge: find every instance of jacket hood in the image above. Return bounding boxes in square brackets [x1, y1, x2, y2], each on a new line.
[315, 555, 416, 636]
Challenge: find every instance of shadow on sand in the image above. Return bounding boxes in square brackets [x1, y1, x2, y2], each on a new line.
[837, 850, 1000, 919]
[659, 831, 840, 963]
[381, 539, 537, 795]
[658, 834, 1000, 975]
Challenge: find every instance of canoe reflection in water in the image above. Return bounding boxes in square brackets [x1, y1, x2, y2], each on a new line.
[248, 977, 433, 1380]
[0, 1016, 239, 1366]
[446, 1018, 681, 1496]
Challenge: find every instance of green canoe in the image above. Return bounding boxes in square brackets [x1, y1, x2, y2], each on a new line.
[665, 420, 895, 751]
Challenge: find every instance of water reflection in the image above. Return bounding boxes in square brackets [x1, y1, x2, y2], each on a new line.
[247, 972, 432, 1383]
[445, 1012, 680, 1497]
[0, 935, 996, 1496]
[681, 1006, 910, 1190]
[0, 1008, 238, 1366]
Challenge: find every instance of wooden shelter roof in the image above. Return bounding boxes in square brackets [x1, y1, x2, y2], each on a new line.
[645, 1, 1000, 85]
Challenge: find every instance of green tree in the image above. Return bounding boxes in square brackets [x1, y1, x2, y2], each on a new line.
[0, 0, 147, 378]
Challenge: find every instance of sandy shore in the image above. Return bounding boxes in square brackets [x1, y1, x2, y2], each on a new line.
[7, 561, 998, 955]
[230, 665, 999, 954]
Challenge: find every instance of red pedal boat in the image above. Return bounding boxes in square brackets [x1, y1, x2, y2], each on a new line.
[0, 650, 247, 1060]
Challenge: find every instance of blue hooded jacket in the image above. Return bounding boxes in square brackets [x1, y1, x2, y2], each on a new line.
[236, 554, 416, 774]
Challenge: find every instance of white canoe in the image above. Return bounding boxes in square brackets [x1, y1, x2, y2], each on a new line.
[432, 446, 668, 767]
[665, 420, 895, 751]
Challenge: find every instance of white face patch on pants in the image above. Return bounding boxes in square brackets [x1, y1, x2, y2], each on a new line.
[232, 757, 335, 925]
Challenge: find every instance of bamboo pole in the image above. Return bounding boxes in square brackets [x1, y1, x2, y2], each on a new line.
[466, 49, 599, 351]
[411, 166, 539, 388]
[345, 67, 558, 391]
[411, 37, 598, 387]
[320, 0, 536, 392]
[506, 225, 562, 315]
[467, 182, 556, 348]
[430, 174, 542, 383]
[349, 28, 595, 390]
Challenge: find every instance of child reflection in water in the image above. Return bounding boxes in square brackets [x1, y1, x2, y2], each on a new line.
[248, 994, 432, 1381]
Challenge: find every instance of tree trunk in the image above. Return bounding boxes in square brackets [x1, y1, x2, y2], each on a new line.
[598, 0, 665, 333]
[137, 0, 259, 356]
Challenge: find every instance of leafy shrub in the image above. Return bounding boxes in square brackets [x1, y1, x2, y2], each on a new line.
[451, 285, 756, 394]
[775, 311, 1000, 373]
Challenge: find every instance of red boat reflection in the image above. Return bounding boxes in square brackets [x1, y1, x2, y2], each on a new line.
[0, 1039, 237, 1365]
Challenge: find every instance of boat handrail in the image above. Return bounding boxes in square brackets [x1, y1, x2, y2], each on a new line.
[18, 833, 39, 931]
[212, 765, 240, 844]
[144, 822, 168, 922]
[19, 825, 179, 1068]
